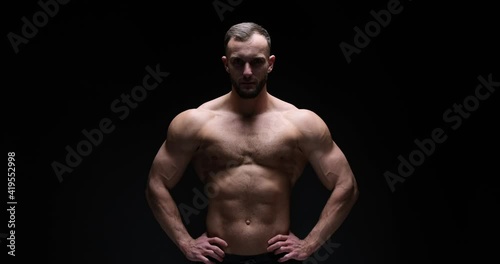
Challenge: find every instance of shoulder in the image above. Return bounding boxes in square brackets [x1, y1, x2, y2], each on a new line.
[283, 108, 322, 121]
[282, 108, 334, 157]
[283, 108, 330, 136]
[170, 108, 208, 125]
[268, 95, 330, 137]
[167, 108, 215, 137]
[270, 95, 322, 123]
[168, 93, 228, 133]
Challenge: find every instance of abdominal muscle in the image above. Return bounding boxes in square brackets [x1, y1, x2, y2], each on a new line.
[204, 165, 292, 255]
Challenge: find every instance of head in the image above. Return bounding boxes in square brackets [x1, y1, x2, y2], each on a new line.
[222, 22, 275, 99]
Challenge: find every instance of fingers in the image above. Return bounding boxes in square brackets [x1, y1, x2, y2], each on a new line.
[194, 247, 224, 263]
[276, 245, 293, 255]
[204, 249, 224, 262]
[208, 237, 229, 248]
[188, 234, 227, 264]
[277, 252, 292, 263]
[267, 239, 291, 252]
[267, 232, 304, 262]
[267, 242, 280, 252]
[208, 244, 225, 259]
[200, 256, 216, 264]
[268, 234, 288, 245]
[205, 237, 227, 262]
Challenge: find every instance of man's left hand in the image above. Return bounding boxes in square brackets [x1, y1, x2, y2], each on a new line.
[267, 232, 311, 262]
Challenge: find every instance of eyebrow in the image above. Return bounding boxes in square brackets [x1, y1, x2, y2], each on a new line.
[229, 56, 266, 61]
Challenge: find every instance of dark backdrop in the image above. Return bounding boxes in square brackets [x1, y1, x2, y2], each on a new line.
[4, 0, 499, 263]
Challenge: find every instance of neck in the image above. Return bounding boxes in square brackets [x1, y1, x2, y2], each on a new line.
[228, 87, 270, 116]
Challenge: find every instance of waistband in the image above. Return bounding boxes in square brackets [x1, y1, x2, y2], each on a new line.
[221, 252, 280, 263]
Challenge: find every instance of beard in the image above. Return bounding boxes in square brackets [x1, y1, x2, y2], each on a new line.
[231, 75, 267, 99]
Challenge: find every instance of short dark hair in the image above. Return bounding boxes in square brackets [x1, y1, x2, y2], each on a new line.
[224, 22, 271, 56]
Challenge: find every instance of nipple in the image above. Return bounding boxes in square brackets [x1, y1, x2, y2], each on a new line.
[245, 219, 251, 225]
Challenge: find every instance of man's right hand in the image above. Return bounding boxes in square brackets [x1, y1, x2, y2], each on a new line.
[182, 232, 228, 264]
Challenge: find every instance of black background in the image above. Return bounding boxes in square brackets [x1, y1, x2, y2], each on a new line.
[3, 0, 499, 263]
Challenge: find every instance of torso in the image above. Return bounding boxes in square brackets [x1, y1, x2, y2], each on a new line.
[191, 96, 308, 255]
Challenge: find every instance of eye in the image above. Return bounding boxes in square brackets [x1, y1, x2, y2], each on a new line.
[250, 58, 265, 67]
[231, 58, 245, 67]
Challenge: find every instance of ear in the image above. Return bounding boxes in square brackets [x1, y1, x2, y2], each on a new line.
[221, 56, 229, 72]
[267, 55, 276, 73]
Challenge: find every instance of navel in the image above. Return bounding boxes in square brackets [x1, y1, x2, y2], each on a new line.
[245, 219, 251, 225]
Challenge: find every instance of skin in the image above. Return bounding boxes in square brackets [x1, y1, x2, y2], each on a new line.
[145, 33, 359, 263]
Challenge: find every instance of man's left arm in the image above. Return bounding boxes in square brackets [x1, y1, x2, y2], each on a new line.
[302, 134, 359, 253]
[267, 109, 359, 261]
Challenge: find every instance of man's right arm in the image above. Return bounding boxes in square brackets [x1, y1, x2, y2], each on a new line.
[145, 109, 227, 264]
[145, 109, 200, 253]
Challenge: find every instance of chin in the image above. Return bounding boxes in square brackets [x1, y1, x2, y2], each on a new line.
[237, 92, 259, 99]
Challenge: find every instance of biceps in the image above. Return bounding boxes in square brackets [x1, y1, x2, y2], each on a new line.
[312, 142, 353, 190]
[148, 142, 192, 189]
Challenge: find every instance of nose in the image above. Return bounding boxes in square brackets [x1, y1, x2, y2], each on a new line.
[243, 62, 252, 77]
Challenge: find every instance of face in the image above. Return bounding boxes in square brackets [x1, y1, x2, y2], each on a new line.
[222, 34, 275, 99]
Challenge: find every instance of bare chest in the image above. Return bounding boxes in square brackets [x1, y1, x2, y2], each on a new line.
[193, 114, 305, 172]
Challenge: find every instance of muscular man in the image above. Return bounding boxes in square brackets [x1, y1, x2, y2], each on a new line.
[145, 22, 359, 264]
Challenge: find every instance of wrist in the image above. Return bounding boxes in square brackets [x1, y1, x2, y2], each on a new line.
[177, 237, 193, 255]
[303, 236, 323, 255]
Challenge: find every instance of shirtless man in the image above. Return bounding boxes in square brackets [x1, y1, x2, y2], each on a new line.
[145, 22, 359, 264]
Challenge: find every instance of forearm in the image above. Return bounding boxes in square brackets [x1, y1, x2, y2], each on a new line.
[146, 186, 193, 253]
[303, 184, 358, 253]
